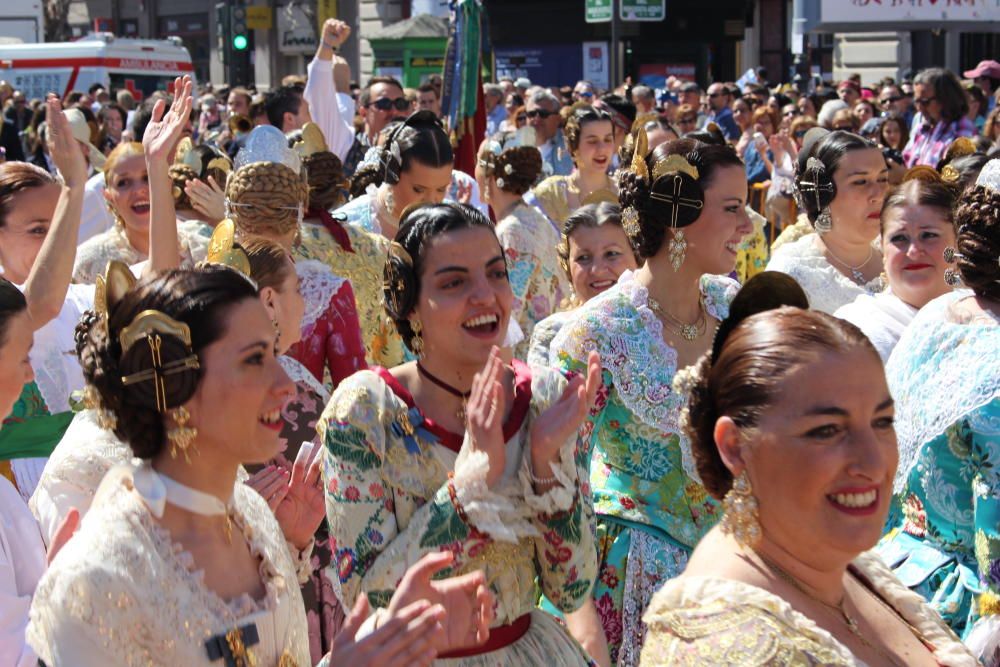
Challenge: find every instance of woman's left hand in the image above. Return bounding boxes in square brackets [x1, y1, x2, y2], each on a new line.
[528, 351, 601, 477]
[247, 442, 326, 550]
[143, 75, 193, 164]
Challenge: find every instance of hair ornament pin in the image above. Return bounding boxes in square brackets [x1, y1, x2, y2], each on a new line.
[235, 125, 302, 173]
[118, 311, 201, 413]
[496, 177, 506, 189]
[975, 158, 1000, 194]
[95, 261, 137, 319]
[652, 154, 700, 182]
[628, 126, 650, 181]
[204, 219, 252, 278]
[388, 241, 413, 266]
[621, 206, 641, 240]
[902, 165, 943, 184]
[359, 145, 383, 172]
[292, 122, 329, 158]
[504, 163, 514, 175]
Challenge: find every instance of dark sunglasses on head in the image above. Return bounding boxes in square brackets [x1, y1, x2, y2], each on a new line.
[526, 109, 556, 119]
[369, 97, 411, 112]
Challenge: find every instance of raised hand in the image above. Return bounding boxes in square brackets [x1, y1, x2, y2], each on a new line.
[529, 351, 601, 480]
[386, 551, 494, 653]
[45, 95, 88, 189]
[273, 441, 326, 550]
[454, 178, 473, 205]
[322, 19, 352, 49]
[328, 594, 442, 667]
[143, 75, 193, 164]
[464, 346, 507, 488]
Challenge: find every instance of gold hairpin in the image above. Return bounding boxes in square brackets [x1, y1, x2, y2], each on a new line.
[120, 333, 200, 413]
[389, 241, 413, 266]
[205, 219, 252, 278]
[293, 122, 329, 158]
[902, 165, 944, 184]
[652, 154, 700, 182]
[629, 126, 650, 181]
[119, 310, 193, 354]
[945, 136, 976, 162]
[205, 156, 232, 175]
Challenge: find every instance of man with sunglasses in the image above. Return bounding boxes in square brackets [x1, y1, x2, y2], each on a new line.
[705, 82, 740, 141]
[526, 89, 573, 176]
[878, 84, 912, 125]
[573, 80, 595, 103]
[338, 76, 411, 177]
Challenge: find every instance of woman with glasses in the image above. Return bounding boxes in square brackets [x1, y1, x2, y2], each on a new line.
[675, 104, 700, 135]
[903, 68, 975, 167]
[530, 106, 618, 228]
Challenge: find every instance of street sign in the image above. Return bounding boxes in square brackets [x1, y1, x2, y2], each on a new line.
[621, 0, 665, 22]
[246, 6, 272, 31]
[585, 0, 612, 24]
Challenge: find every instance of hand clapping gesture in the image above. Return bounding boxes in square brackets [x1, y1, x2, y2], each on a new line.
[465, 347, 508, 488]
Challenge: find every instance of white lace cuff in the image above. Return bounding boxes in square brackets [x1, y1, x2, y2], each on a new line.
[518, 433, 578, 515]
[451, 449, 538, 543]
[286, 538, 315, 585]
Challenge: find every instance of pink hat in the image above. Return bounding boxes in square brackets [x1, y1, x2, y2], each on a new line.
[860, 88, 875, 100]
[837, 80, 859, 91]
[964, 60, 1000, 80]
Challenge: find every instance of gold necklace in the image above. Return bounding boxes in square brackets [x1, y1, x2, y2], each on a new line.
[647, 295, 707, 341]
[754, 550, 910, 667]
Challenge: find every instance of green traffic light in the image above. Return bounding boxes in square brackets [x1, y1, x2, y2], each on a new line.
[233, 34, 248, 50]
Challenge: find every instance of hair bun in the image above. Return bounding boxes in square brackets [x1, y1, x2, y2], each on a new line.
[646, 171, 704, 229]
[710, 271, 809, 364]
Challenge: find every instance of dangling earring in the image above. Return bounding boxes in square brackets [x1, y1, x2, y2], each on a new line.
[668, 229, 687, 272]
[410, 319, 424, 358]
[814, 207, 833, 233]
[272, 317, 281, 352]
[167, 406, 198, 463]
[720, 470, 761, 547]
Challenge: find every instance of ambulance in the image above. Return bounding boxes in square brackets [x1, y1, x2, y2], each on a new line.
[0, 33, 195, 101]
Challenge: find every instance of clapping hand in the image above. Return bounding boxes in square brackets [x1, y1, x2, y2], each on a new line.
[143, 75, 193, 164]
[529, 351, 601, 483]
[465, 347, 508, 488]
[246, 441, 326, 550]
[184, 175, 226, 223]
[387, 551, 494, 654]
[45, 95, 88, 189]
[326, 595, 442, 667]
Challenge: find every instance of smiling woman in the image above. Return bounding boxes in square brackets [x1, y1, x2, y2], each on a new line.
[640, 306, 976, 666]
[72, 141, 212, 284]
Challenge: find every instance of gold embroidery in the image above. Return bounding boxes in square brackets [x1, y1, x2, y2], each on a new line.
[226, 627, 258, 667]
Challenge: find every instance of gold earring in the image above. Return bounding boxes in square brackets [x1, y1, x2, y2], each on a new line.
[410, 319, 424, 358]
[720, 470, 761, 547]
[167, 406, 198, 463]
[272, 317, 281, 349]
[668, 229, 687, 272]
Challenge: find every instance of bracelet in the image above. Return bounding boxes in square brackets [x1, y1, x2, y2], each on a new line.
[323, 41, 338, 51]
[447, 475, 470, 524]
[528, 461, 558, 486]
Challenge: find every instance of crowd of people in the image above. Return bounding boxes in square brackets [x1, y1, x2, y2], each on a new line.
[0, 16, 998, 667]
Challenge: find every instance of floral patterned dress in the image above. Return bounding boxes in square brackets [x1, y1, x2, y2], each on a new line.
[320, 362, 597, 666]
[549, 270, 738, 666]
[496, 201, 569, 361]
[285, 260, 367, 389]
[294, 220, 404, 369]
[875, 290, 1000, 665]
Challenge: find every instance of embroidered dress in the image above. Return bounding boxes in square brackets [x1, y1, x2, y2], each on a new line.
[548, 270, 738, 665]
[295, 220, 404, 369]
[834, 291, 919, 362]
[1, 284, 93, 501]
[320, 362, 596, 666]
[72, 220, 211, 284]
[496, 201, 569, 360]
[527, 175, 616, 231]
[285, 260, 367, 389]
[875, 291, 1000, 664]
[527, 310, 577, 368]
[27, 464, 313, 667]
[766, 234, 883, 314]
[639, 551, 978, 666]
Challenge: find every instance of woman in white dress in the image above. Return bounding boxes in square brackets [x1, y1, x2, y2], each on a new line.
[835, 175, 958, 361]
[767, 130, 889, 313]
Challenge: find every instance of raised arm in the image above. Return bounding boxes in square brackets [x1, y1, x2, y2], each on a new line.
[143, 75, 193, 273]
[21, 96, 86, 328]
[305, 20, 356, 162]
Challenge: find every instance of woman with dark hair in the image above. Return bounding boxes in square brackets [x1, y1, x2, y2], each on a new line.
[965, 83, 988, 135]
[879, 112, 910, 154]
[476, 141, 568, 358]
[28, 266, 485, 666]
[550, 134, 752, 665]
[835, 176, 958, 361]
[903, 68, 975, 167]
[527, 202, 640, 368]
[874, 160, 1000, 663]
[767, 130, 889, 313]
[321, 202, 601, 665]
[530, 105, 617, 227]
[334, 110, 454, 239]
[639, 287, 975, 666]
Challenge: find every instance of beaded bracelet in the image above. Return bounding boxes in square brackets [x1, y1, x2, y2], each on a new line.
[528, 462, 558, 486]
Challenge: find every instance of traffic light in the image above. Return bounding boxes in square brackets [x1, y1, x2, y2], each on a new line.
[231, 5, 249, 51]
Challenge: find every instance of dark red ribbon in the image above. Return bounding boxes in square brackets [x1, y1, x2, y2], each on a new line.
[307, 208, 354, 253]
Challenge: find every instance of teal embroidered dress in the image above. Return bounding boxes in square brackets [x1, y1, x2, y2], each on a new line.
[875, 290, 1000, 666]
[549, 270, 738, 666]
[320, 361, 596, 666]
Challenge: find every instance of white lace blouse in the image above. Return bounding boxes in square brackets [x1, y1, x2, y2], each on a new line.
[766, 235, 883, 315]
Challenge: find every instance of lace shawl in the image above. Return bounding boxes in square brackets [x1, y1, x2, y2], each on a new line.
[834, 291, 918, 363]
[27, 465, 311, 667]
[641, 551, 978, 666]
[549, 270, 738, 482]
[886, 290, 1000, 493]
[766, 234, 884, 314]
[295, 259, 348, 333]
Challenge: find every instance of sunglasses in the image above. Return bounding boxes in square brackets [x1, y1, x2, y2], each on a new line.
[880, 96, 902, 104]
[708, 92, 725, 98]
[576, 91, 594, 99]
[783, 109, 799, 117]
[526, 109, 556, 119]
[369, 97, 411, 112]
[516, 114, 527, 122]
[794, 130, 808, 138]
[914, 96, 936, 106]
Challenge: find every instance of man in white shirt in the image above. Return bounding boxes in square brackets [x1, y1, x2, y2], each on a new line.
[526, 89, 572, 176]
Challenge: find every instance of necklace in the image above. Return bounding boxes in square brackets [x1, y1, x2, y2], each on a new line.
[647, 295, 707, 341]
[417, 362, 471, 422]
[159, 472, 236, 544]
[824, 241, 874, 286]
[753, 550, 909, 667]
